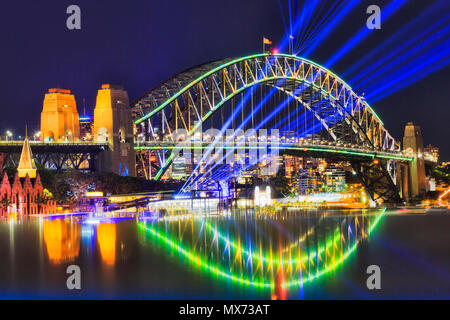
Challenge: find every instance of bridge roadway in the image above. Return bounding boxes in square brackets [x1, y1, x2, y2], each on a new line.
[134, 141, 413, 162]
[0, 140, 413, 162]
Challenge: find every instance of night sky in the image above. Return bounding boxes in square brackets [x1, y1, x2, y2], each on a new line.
[0, 0, 448, 159]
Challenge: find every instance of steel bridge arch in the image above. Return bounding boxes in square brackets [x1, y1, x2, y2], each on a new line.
[132, 53, 399, 179]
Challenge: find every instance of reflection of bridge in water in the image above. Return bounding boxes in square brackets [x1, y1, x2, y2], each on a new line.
[138, 209, 386, 297]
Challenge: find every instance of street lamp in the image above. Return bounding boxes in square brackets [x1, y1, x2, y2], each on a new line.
[34, 131, 41, 141]
[6, 130, 12, 141]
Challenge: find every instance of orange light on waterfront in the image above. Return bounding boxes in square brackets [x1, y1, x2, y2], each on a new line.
[438, 187, 450, 202]
[86, 191, 104, 197]
[43, 219, 80, 264]
[97, 223, 116, 266]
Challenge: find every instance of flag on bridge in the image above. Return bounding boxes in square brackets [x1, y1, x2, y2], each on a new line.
[263, 37, 273, 52]
[263, 37, 272, 45]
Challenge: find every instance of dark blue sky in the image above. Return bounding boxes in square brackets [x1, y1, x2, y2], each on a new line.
[0, 0, 448, 159]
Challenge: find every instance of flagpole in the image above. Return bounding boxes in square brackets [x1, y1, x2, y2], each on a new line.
[289, 35, 294, 55]
[263, 36, 265, 53]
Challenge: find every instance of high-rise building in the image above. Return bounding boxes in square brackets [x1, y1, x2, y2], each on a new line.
[424, 144, 439, 162]
[79, 114, 93, 141]
[323, 165, 345, 192]
[298, 166, 321, 195]
[284, 155, 302, 179]
[41, 88, 80, 142]
[170, 156, 187, 179]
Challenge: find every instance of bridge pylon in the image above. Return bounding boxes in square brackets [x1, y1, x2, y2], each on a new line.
[402, 122, 426, 201]
[40, 88, 80, 142]
[93, 84, 136, 176]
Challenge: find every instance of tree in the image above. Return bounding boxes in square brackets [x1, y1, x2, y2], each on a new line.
[35, 168, 185, 203]
[35, 196, 48, 206]
[0, 197, 13, 214]
[270, 174, 291, 198]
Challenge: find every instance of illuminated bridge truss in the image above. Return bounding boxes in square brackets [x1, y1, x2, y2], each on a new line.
[132, 53, 408, 202]
[133, 53, 400, 173]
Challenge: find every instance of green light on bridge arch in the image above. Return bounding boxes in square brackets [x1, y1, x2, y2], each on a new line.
[137, 144, 412, 181]
[134, 53, 384, 126]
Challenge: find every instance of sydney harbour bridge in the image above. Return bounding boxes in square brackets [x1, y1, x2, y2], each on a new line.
[0, 53, 429, 204]
[131, 52, 420, 204]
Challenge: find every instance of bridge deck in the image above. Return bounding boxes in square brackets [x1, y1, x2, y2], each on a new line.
[134, 142, 413, 162]
[0, 141, 108, 154]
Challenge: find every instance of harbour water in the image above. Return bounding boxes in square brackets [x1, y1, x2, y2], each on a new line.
[0, 207, 449, 299]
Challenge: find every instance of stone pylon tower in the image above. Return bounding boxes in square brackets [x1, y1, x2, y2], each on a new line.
[93, 84, 135, 176]
[41, 88, 80, 142]
[403, 122, 426, 199]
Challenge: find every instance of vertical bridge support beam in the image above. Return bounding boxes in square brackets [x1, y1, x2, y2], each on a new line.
[351, 160, 402, 205]
[403, 122, 426, 201]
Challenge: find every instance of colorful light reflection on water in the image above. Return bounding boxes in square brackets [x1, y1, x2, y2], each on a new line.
[137, 209, 385, 299]
[5, 207, 449, 299]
